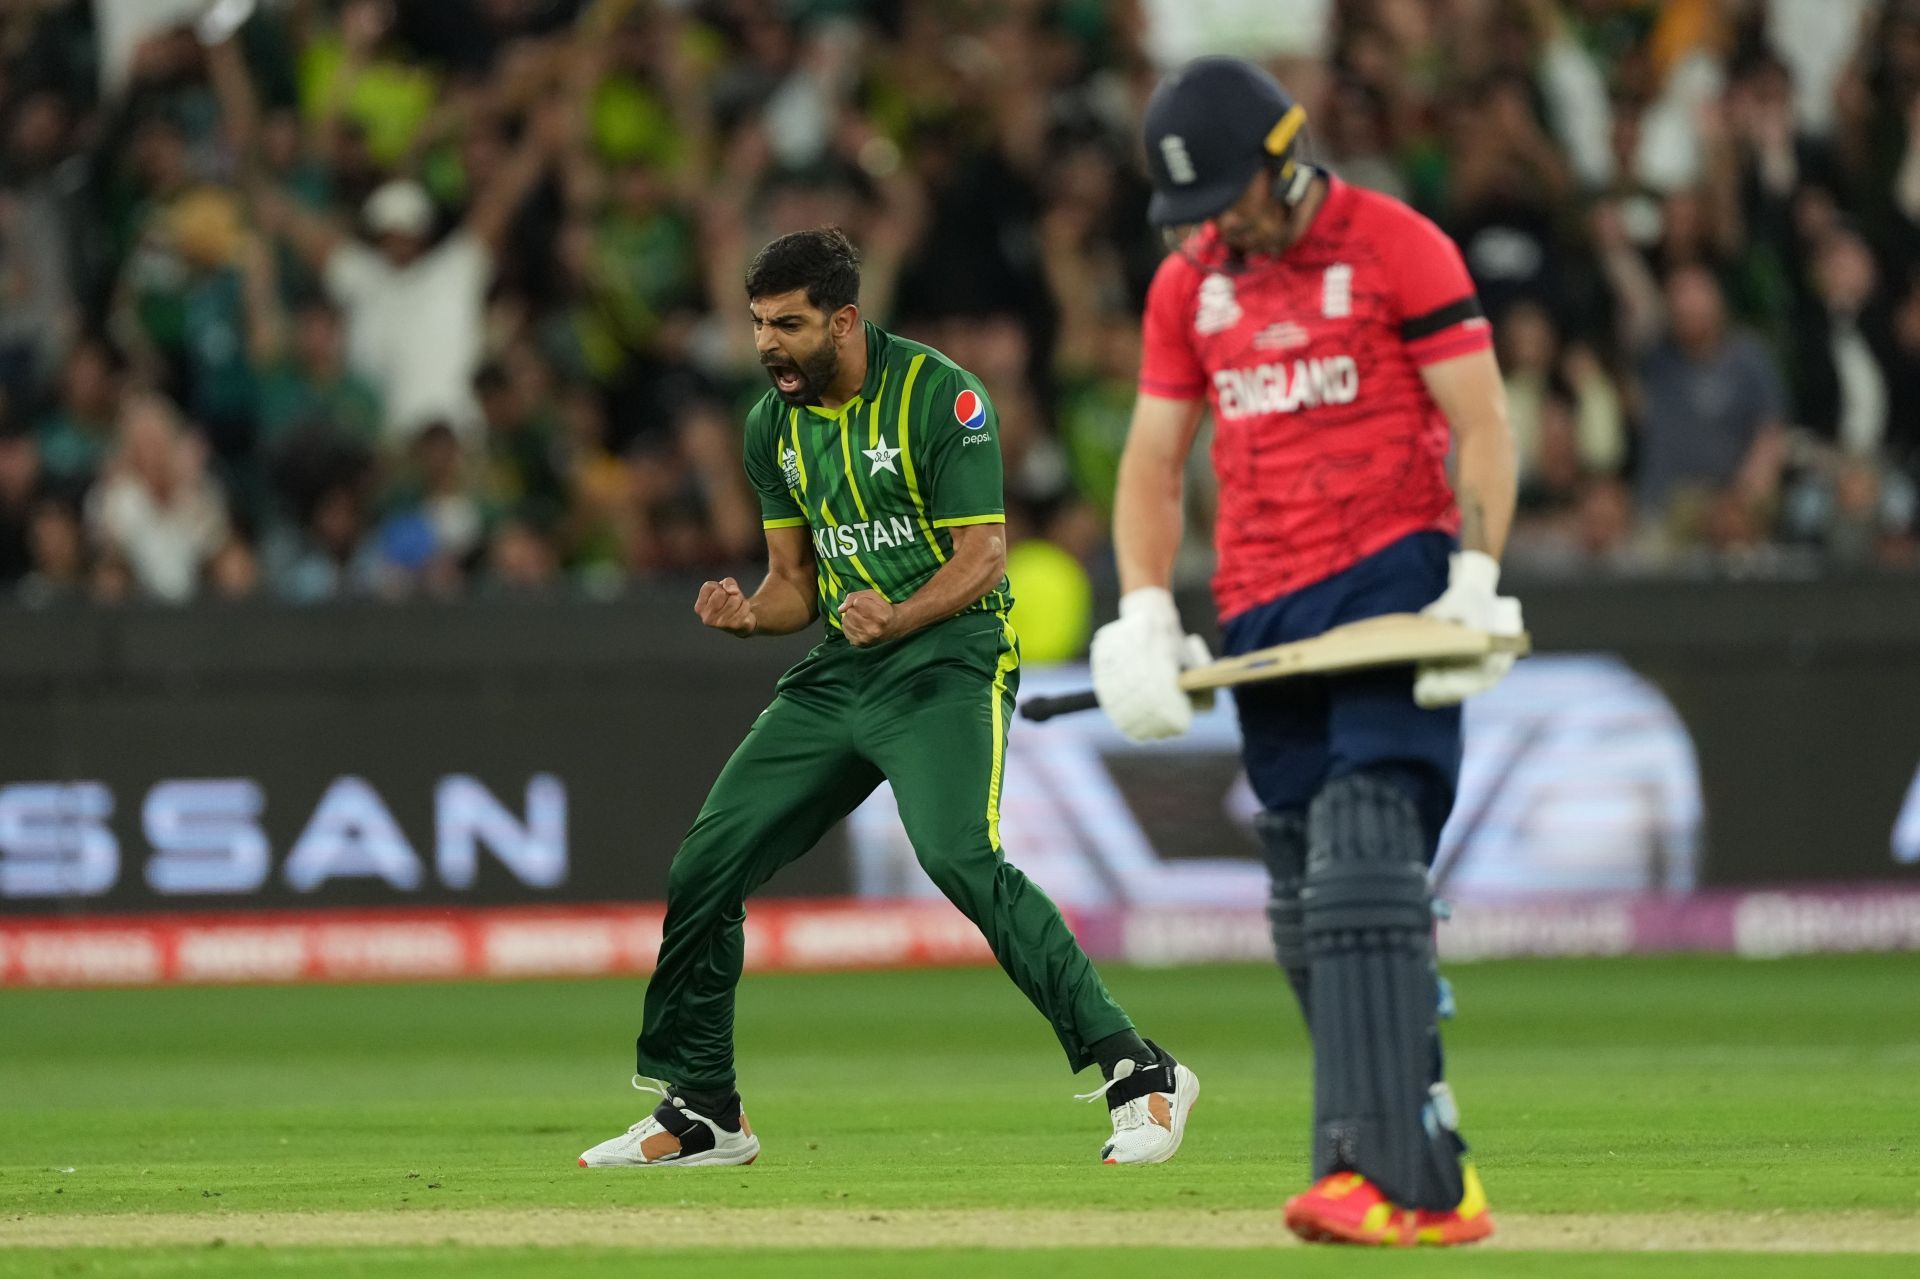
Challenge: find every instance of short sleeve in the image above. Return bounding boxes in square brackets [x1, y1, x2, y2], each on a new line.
[741, 399, 807, 529]
[1139, 254, 1207, 399]
[1384, 206, 1493, 366]
[429, 231, 493, 299]
[322, 241, 386, 307]
[922, 369, 1004, 528]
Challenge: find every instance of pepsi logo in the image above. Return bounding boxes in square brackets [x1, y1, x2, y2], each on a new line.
[953, 389, 987, 429]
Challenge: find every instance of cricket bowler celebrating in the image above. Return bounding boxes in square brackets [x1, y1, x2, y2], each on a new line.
[1093, 58, 1522, 1244]
[580, 227, 1199, 1169]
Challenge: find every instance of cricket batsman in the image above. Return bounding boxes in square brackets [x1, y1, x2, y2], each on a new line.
[1092, 58, 1523, 1244]
[580, 227, 1199, 1169]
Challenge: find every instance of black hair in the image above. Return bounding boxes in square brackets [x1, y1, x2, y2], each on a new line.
[744, 226, 861, 314]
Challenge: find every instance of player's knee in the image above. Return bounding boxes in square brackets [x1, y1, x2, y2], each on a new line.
[663, 849, 703, 903]
[1325, 757, 1454, 860]
[663, 830, 742, 906]
[912, 835, 991, 886]
[1302, 772, 1432, 954]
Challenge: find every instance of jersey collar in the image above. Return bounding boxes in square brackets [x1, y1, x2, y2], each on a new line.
[1296, 172, 1352, 250]
[858, 320, 886, 401]
[805, 321, 887, 420]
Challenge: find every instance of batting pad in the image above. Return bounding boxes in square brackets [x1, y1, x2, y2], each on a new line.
[1255, 809, 1312, 1021]
[1304, 771, 1465, 1210]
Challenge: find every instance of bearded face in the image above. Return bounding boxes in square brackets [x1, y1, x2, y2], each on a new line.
[759, 326, 841, 406]
[749, 287, 859, 407]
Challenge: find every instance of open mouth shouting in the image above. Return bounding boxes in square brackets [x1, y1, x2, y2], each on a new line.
[764, 360, 806, 398]
[762, 344, 838, 406]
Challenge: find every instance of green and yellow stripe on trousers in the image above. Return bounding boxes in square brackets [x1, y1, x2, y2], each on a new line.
[985, 610, 1018, 852]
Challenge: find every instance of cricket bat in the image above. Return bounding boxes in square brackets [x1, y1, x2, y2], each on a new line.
[1017, 613, 1532, 723]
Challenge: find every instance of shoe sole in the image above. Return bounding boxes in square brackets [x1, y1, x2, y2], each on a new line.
[579, 1138, 762, 1169]
[1105, 1064, 1201, 1166]
[1284, 1203, 1492, 1247]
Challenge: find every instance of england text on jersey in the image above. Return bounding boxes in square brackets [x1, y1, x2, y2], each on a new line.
[1213, 355, 1359, 419]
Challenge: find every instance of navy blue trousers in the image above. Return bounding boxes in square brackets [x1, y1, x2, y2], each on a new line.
[1221, 532, 1461, 856]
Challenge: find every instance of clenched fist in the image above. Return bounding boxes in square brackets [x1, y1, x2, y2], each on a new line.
[695, 577, 757, 637]
[839, 590, 898, 646]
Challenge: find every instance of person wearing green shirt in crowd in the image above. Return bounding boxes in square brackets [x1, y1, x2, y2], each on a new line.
[577, 228, 1199, 1174]
[296, 0, 436, 170]
[120, 188, 276, 468]
[565, 163, 700, 384]
[474, 358, 569, 535]
[35, 340, 122, 499]
[255, 299, 382, 448]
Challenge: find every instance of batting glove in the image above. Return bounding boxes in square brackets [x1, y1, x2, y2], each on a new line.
[1414, 550, 1524, 709]
[1091, 587, 1212, 741]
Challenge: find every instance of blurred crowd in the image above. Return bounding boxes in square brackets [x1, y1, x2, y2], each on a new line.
[0, 0, 1916, 608]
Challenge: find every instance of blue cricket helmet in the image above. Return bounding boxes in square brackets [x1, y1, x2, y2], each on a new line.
[1142, 56, 1309, 227]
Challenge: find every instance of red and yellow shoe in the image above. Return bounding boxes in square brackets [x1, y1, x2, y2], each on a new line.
[1284, 1164, 1494, 1247]
[1410, 1163, 1495, 1245]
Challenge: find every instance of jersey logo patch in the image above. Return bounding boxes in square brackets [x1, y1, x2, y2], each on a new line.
[781, 446, 801, 490]
[863, 436, 901, 475]
[953, 389, 987, 430]
[1195, 273, 1242, 335]
[1254, 321, 1311, 351]
[1159, 135, 1197, 185]
[1322, 264, 1353, 318]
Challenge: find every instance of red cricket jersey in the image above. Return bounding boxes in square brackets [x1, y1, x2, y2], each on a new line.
[1139, 175, 1492, 621]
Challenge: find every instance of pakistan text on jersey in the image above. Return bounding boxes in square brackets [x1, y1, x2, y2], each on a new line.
[1213, 355, 1359, 420]
[814, 515, 922, 560]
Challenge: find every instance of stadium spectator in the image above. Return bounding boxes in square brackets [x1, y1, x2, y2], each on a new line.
[300, 0, 440, 172]
[379, 419, 492, 594]
[255, 299, 383, 449]
[1500, 301, 1625, 517]
[1446, 74, 1576, 322]
[259, 419, 383, 603]
[485, 517, 562, 594]
[111, 186, 278, 469]
[548, 379, 635, 581]
[1795, 225, 1900, 462]
[35, 340, 123, 500]
[0, 170, 76, 408]
[16, 497, 91, 608]
[253, 49, 567, 450]
[1631, 264, 1790, 547]
[476, 356, 552, 492]
[85, 391, 238, 602]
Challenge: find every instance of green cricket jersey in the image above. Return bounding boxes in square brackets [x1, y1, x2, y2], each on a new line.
[743, 322, 1014, 632]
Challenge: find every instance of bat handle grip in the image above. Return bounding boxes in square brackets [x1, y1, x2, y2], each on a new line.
[1017, 690, 1100, 722]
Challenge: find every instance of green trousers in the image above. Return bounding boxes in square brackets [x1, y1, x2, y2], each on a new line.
[636, 611, 1135, 1091]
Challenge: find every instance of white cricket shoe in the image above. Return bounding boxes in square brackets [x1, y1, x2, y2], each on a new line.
[1076, 1041, 1200, 1165]
[578, 1078, 760, 1168]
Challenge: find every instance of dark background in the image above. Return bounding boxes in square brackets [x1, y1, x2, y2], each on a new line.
[3, 573, 1918, 915]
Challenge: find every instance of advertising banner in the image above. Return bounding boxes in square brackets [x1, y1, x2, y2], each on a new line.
[0, 676, 851, 916]
[4, 586, 1920, 982]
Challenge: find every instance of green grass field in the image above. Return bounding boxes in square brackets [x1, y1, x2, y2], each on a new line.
[3, 955, 1917, 1275]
